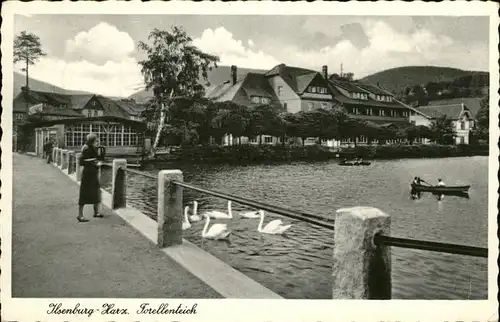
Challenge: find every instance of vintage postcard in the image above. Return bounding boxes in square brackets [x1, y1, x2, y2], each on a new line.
[1, 1, 498, 321]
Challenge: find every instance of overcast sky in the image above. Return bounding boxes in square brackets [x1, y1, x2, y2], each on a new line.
[14, 14, 489, 97]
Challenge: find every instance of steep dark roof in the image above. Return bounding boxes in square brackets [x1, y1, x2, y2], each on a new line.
[207, 73, 280, 108]
[265, 64, 320, 94]
[115, 99, 145, 116]
[92, 96, 130, 118]
[23, 89, 71, 105]
[426, 97, 482, 117]
[414, 104, 472, 120]
[328, 82, 409, 109]
[33, 106, 82, 117]
[330, 79, 371, 94]
[356, 83, 394, 96]
[70, 94, 95, 110]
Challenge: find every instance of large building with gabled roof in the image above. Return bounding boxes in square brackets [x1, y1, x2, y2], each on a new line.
[13, 87, 147, 156]
[207, 63, 413, 147]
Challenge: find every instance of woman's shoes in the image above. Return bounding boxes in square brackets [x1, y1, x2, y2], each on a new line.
[93, 214, 104, 218]
[77, 217, 89, 223]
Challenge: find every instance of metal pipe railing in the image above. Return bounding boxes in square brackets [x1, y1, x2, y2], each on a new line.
[374, 234, 488, 258]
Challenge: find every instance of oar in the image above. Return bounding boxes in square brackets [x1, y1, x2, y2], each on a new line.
[419, 179, 432, 187]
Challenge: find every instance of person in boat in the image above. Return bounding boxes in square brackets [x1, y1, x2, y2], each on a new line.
[353, 157, 360, 165]
[410, 177, 419, 199]
[437, 178, 446, 187]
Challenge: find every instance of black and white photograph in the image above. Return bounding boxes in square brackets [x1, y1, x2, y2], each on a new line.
[1, 2, 498, 321]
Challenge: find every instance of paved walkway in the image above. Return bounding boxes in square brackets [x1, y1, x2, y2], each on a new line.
[12, 153, 220, 298]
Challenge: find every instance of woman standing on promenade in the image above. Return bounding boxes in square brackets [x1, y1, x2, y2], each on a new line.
[77, 133, 102, 222]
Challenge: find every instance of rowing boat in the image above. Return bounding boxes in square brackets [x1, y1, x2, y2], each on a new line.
[339, 161, 371, 166]
[411, 184, 470, 193]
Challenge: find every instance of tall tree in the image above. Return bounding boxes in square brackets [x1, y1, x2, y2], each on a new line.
[14, 31, 46, 90]
[138, 27, 219, 156]
[471, 94, 489, 143]
[429, 115, 456, 144]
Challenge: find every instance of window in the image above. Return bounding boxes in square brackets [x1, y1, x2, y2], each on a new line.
[402, 111, 409, 117]
[283, 103, 288, 111]
[379, 109, 385, 116]
[277, 86, 283, 96]
[376, 95, 380, 101]
[309, 86, 317, 93]
[249, 137, 258, 143]
[307, 102, 314, 111]
[358, 136, 367, 143]
[264, 136, 273, 144]
[460, 121, 465, 130]
[352, 107, 358, 115]
[91, 100, 96, 107]
[251, 96, 270, 104]
[367, 108, 372, 116]
[321, 102, 328, 109]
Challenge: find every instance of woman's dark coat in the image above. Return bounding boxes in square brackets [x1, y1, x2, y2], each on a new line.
[78, 144, 101, 205]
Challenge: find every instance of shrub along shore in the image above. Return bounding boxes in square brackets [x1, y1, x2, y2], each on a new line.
[155, 144, 489, 164]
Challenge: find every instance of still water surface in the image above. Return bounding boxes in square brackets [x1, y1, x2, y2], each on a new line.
[101, 157, 488, 299]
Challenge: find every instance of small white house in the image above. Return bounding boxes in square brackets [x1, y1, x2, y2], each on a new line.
[409, 102, 476, 145]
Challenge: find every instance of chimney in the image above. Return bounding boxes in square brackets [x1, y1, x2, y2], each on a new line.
[322, 65, 328, 79]
[231, 65, 237, 85]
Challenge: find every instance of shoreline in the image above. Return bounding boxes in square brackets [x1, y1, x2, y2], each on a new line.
[144, 144, 489, 165]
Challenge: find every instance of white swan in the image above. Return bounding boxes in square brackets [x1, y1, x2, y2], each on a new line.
[257, 210, 292, 235]
[202, 200, 233, 219]
[201, 215, 231, 240]
[239, 209, 260, 219]
[182, 206, 191, 230]
[189, 201, 202, 222]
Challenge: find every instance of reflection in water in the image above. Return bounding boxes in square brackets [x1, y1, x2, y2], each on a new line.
[100, 157, 488, 299]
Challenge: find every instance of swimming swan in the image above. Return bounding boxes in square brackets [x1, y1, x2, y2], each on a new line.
[189, 201, 202, 222]
[201, 215, 231, 240]
[257, 210, 291, 234]
[201, 200, 233, 219]
[239, 209, 260, 219]
[182, 206, 191, 230]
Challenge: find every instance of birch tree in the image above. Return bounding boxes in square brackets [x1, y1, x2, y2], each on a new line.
[138, 27, 219, 156]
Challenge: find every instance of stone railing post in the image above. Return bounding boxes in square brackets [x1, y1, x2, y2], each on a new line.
[61, 149, 68, 170]
[54, 148, 59, 165]
[75, 153, 82, 181]
[157, 170, 183, 248]
[68, 151, 75, 174]
[52, 148, 57, 164]
[332, 206, 391, 299]
[59, 149, 64, 167]
[112, 159, 127, 209]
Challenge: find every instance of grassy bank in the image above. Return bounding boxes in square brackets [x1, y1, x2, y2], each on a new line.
[160, 143, 489, 164]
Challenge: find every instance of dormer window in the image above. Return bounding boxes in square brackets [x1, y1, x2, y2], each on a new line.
[251, 96, 271, 104]
[307, 86, 328, 94]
